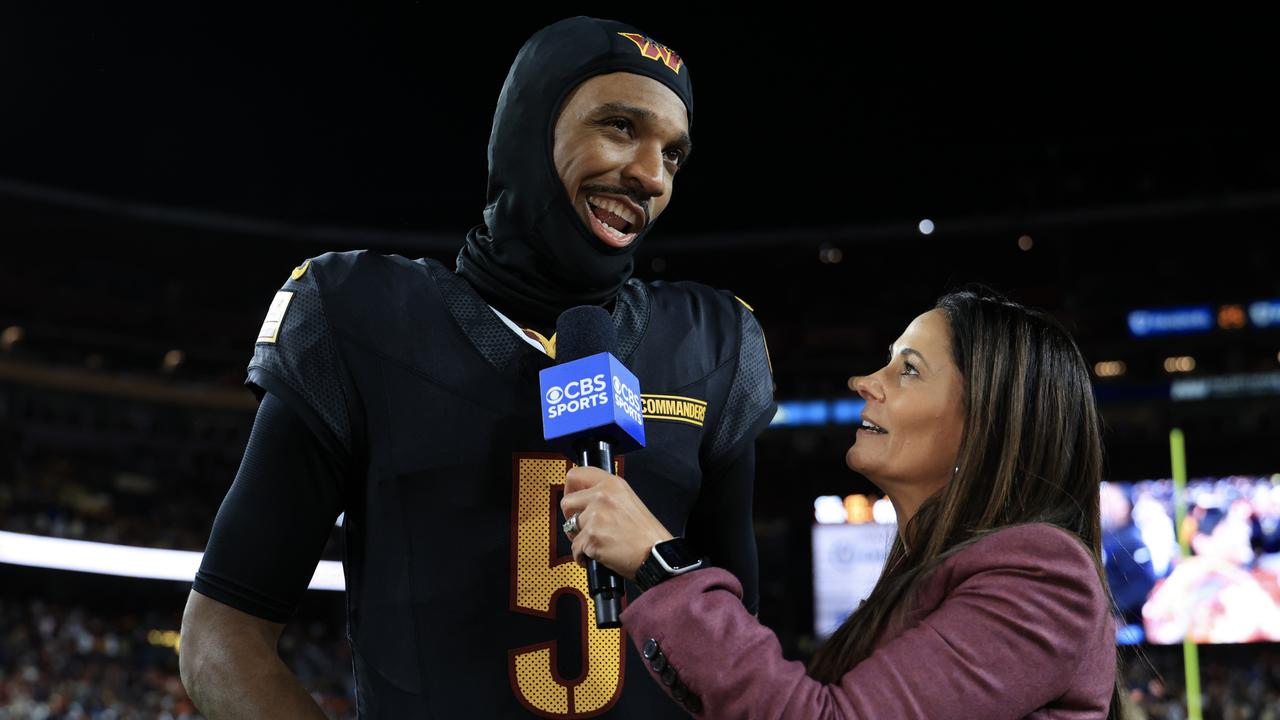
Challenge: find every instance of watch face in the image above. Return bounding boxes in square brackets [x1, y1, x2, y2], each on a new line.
[654, 540, 698, 570]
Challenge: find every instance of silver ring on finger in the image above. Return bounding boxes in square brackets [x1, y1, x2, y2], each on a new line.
[563, 512, 581, 538]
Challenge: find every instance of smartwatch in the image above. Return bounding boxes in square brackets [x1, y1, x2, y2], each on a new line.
[634, 538, 706, 591]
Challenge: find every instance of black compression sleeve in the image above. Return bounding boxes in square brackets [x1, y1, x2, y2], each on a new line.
[685, 443, 760, 614]
[193, 392, 346, 622]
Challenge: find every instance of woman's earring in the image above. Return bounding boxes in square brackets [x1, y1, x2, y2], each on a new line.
[953, 465, 960, 476]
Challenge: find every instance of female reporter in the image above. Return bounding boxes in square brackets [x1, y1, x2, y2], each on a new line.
[561, 288, 1126, 719]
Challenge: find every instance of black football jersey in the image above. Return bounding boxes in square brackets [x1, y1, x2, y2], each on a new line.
[239, 250, 773, 718]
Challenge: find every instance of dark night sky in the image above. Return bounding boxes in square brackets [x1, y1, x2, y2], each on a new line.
[4, 6, 1277, 240]
[3, 6, 1279, 423]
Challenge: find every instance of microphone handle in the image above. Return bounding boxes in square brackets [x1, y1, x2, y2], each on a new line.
[575, 438, 624, 629]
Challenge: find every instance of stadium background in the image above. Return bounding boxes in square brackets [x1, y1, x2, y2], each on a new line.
[2, 7, 1278, 718]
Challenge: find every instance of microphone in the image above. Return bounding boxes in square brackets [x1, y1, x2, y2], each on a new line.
[539, 306, 646, 628]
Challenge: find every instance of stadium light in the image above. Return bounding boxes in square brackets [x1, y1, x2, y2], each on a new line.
[0, 531, 344, 591]
[1, 326, 22, 351]
[1094, 360, 1127, 378]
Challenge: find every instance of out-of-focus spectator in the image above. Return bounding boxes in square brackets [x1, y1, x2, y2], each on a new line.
[1133, 490, 1178, 579]
[1103, 481, 1158, 633]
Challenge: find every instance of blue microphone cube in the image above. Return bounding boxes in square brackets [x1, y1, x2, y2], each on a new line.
[540, 352, 646, 454]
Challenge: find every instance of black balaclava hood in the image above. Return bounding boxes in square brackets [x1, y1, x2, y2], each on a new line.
[456, 16, 693, 328]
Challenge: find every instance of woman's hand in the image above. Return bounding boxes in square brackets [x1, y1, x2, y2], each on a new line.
[560, 466, 674, 579]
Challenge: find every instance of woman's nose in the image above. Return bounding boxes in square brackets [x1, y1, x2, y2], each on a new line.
[854, 373, 885, 403]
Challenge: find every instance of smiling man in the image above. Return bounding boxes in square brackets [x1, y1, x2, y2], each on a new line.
[180, 17, 775, 719]
[552, 74, 690, 249]
[454, 20, 700, 337]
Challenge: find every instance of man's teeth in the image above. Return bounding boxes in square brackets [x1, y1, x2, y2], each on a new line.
[601, 222, 628, 239]
[587, 195, 638, 227]
[860, 420, 887, 434]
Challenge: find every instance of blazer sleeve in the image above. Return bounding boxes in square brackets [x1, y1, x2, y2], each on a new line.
[619, 524, 1110, 719]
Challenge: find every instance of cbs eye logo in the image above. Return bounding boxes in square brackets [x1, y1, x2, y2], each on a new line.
[546, 386, 565, 403]
[612, 376, 623, 394]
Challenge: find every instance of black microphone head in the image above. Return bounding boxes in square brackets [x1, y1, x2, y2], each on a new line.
[555, 306, 617, 363]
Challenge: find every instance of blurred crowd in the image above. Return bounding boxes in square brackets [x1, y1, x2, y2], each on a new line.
[1125, 644, 1280, 720]
[0, 597, 355, 720]
[0, 452, 342, 561]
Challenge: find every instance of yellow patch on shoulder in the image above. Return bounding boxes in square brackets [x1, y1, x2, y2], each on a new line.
[257, 291, 294, 344]
[290, 259, 311, 281]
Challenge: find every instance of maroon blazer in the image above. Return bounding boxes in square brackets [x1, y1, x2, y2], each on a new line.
[621, 523, 1116, 719]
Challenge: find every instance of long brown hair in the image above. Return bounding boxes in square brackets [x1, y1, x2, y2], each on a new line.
[807, 287, 1127, 718]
